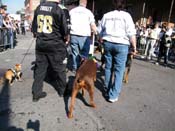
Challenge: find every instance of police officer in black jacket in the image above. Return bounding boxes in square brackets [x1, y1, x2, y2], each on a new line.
[31, 0, 69, 102]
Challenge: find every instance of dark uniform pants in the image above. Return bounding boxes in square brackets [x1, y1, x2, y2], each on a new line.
[32, 52, 67, 96]
[157, 43, 170, 64]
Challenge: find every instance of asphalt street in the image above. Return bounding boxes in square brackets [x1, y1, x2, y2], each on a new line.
[0, 32, 175, 131]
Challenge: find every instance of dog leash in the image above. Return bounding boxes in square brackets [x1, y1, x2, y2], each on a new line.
[89, 33, 95, 56]
[20, 38, 35, 64]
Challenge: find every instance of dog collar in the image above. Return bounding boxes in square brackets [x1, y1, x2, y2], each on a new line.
[10, 68, 16, 75]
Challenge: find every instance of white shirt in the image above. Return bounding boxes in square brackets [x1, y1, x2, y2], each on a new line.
[69, 6, 95, 36]
[98, 10, 136, 45]
[166, 28, 173, 36]
[154, 27, 161, 39]
[140, 29, 148, 37]
[149, 28, 160, 40]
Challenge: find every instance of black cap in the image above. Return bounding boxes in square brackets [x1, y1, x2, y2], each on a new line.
[0, 5, 7, 10]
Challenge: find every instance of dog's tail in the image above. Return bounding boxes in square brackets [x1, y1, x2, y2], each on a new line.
[0, 77, 5, 85]
[77, 79, 85, 86]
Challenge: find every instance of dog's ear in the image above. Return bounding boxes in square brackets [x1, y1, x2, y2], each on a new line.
[15, 64, 21, 67]
[15, 64, 22, 71]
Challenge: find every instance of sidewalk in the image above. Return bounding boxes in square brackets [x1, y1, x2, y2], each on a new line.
[0, 32, 175, 131]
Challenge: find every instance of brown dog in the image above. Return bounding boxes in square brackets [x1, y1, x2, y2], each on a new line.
[0, 64, 22, 86]
[123, 53, 134, 83]
[68, 59, 97, 119]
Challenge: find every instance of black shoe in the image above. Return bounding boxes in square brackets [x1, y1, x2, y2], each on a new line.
[33, 92, 47, 102]
[58, 92, 64, 97]
[55, 88, 64, 97]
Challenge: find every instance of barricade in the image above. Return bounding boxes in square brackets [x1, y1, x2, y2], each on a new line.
[137, 36, 147, 55]
[0, 27, 14, 51]
[0, 28, 4, 51]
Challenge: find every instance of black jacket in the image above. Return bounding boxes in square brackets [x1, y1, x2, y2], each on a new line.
[32, 1, 68, 54]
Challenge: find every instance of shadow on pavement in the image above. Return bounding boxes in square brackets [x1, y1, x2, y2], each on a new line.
[95, 68, 105, 97]
[0, 69, 24, 131]
[0, 68, 11, 130]
[27, 119, 40, 131]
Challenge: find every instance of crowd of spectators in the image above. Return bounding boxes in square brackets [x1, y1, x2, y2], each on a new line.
[0, 5, 28, 51]
[135, 21, 175, 66]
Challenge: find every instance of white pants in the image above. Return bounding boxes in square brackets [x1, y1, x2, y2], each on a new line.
[144, 38, 157, 58]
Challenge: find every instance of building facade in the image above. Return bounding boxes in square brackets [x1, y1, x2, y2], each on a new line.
[128, 0, 175, 24]
[91, 0, 175, 24]
[24, 0, 175, 25]
[24, 0, 41, 23]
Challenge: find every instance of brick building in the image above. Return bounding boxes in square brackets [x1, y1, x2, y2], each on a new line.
[24, 0, 41, 23]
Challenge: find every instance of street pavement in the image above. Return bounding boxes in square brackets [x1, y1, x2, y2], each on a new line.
[0, 32, 175, 131]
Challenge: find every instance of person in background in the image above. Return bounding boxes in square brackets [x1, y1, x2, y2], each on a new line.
[155, 24, 173, 67]
[0, 5, 8, 49]
[166, 24, 173, 37]
[3, 15, 14, 48]
[21, 20, 25, 35]
[0, 6, 3, 27]
[58, 3, 72, 71]
[98, 0, 137, 103]
[69, 0, 97, 73]
[0, 6, 3, 46]
[31, 0, 69, 102]
[15, 20, 20, 34]
[144, 23, 161, 60]
[139, 26, 148, 55]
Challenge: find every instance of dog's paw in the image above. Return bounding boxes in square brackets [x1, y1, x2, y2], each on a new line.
[123, 80, 128, 84]
[67, 112, 73, 119]
[90, 103, 96, 108]
[18, 78, 23, 82]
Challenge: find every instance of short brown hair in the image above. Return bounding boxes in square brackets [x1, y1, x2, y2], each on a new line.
[79, 0, 87, 6]
[113, 0, 126, 10]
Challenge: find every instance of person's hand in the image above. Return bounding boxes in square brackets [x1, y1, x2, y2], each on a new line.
[98, 37, 103, 44]
[130, 47, 137, 56]
[64, 35, 70, 45]
[132, 48, 138, 55]
[65, 41, 69, 45]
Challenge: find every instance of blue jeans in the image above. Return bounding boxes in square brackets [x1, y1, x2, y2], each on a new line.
[103, 41, 129, 99]
[70, 35, 89, 70]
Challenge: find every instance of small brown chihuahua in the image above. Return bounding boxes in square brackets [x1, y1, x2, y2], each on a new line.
[0, 64, 22, 86]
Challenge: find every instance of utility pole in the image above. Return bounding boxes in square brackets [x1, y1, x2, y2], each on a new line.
[140, 0, 146, 26]
[168, 0, 174, 23]
[92, 0, 95, 14]
[142, 1, 146, 17]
